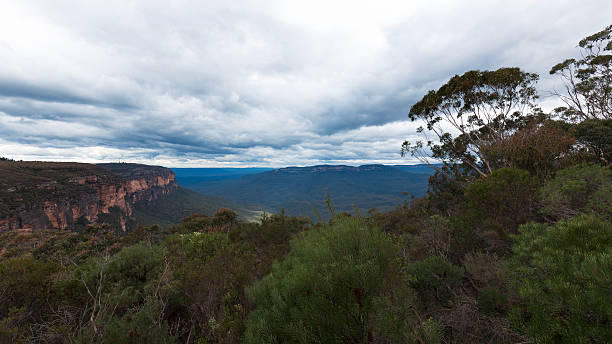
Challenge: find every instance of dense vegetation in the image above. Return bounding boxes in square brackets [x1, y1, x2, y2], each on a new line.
[132, 187, 259, 227]
[1, 25, 612, 343]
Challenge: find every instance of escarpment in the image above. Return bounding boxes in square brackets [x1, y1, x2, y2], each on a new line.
[0, 161, 177, 231]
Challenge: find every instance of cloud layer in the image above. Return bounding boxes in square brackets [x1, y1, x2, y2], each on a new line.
[1, 0, 610, 166]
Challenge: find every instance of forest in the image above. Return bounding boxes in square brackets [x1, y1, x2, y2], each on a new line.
[1, 24, 611, 343]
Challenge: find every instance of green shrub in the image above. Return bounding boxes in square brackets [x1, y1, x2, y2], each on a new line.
[465, 167, 538, 251]
[163, 231, 252, 343]
[0, 256, 58, 318]
[463, 251, 506, 290]
[243, 217, 397, 344]
[94, 301, 178, 344]
[477, 288, 507, 315]
[539, 164, 612, 221]
[405, 256, 463, 305]
[510, 215, 612, 343]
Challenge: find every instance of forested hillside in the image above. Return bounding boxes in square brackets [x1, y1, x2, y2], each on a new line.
[132, 187, 260, 227]
[1, 24, 611, 344]
[178, 164, 431, 220]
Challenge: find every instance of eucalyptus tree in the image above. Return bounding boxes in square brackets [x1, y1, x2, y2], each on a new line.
[550, 24, 612, 121]
[402, 67, 539, 178]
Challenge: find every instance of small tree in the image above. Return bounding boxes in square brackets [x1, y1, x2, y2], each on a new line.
[550, 24, 612, 121]
[402, 68, 539, 179]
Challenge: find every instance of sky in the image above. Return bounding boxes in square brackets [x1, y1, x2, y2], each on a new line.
[0, 1, 611, 167]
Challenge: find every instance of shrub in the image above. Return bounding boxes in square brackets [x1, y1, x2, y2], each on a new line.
[464, 167, 537, 251]
[477, 289, 507, 315]
[510, 215, 612, 343]
[539, 164, 612, 221]
[163, 231, 252, 343]
[94, 301, 178, 344]
[405, 256, 463, 305]
[0, 256, 58, 319]
[463, 252, 507, 291]
[243, 218, 397, 344]
[483, 119, 576, 178]
[440, 296, 526, 344]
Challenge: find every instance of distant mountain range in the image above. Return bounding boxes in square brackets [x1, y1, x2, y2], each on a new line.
[173, 164, 434, 220]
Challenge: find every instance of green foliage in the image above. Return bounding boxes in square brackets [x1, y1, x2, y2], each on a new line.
[510, 216, 612, 343]
[101, 244, 162, 301]
[404, 256, 463, 304]
[132, 187, 244, 228]
[419, 318, 444, 344]
[94, 301, 178, 344]
[0, 307, 27, 344]
[464, 167, 537, 251]
[550, 24, 612, 121]
[574, 118, 612, 164]
[403, 67, 539, 178]
[243, 217, 397, 344]
[463, 251, 507, 291]
[72, 244, 177, 342]
[0, 256, 59, 318]
[477, 288, 507, 315]
[539, 164, 612, 221]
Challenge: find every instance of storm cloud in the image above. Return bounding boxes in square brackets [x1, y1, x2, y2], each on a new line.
[0, 0, 610, 166]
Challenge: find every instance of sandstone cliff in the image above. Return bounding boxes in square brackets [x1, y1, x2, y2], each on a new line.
[0, 162, 177, 231]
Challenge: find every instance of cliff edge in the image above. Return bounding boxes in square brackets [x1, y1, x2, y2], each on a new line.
[0, 161, 177, 231]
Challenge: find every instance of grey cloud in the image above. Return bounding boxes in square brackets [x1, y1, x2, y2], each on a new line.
[1, 1, 611, 166]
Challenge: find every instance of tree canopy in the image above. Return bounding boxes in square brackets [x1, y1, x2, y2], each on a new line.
[402, 67, 539, 178]
[550, 25, 612, 121]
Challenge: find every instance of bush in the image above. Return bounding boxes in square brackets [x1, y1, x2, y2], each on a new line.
[477, 289, 507, 315]
[539, 164, 612, 221]
[163, 231, 252, 343]
[465, 167, 537, 251]
[94, 301, 178, 344]
[463, 252, 506, 291]
[243, 218, 397, 344]
[405, 256, 463, 305]
[0, 256, 58, 319]
[510, 215, 612, 343]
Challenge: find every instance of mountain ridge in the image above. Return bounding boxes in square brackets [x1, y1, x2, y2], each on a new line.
[0, 161, 241, 231]
[177, 163, 433, 220]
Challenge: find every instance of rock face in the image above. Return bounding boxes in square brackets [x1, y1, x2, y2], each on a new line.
[0, 162, 177, 231]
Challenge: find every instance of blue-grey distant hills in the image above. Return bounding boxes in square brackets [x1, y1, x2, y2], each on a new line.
[173, 164, 434, 220]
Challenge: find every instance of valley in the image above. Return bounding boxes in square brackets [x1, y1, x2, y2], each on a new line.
[174, 164, 433, 220]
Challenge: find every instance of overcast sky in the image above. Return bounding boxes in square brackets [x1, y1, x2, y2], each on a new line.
[0, 1, 610, 167]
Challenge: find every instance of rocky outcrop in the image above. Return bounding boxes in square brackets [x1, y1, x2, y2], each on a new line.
[99, 163, 178, 204]
[0, 162, 177, 232]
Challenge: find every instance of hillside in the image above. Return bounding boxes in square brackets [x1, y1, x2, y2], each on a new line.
[179, 164, 432, 220]
[173, 167, 273, 184]
[132, 186, 260, 227]
[0, 161, 243, 231]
